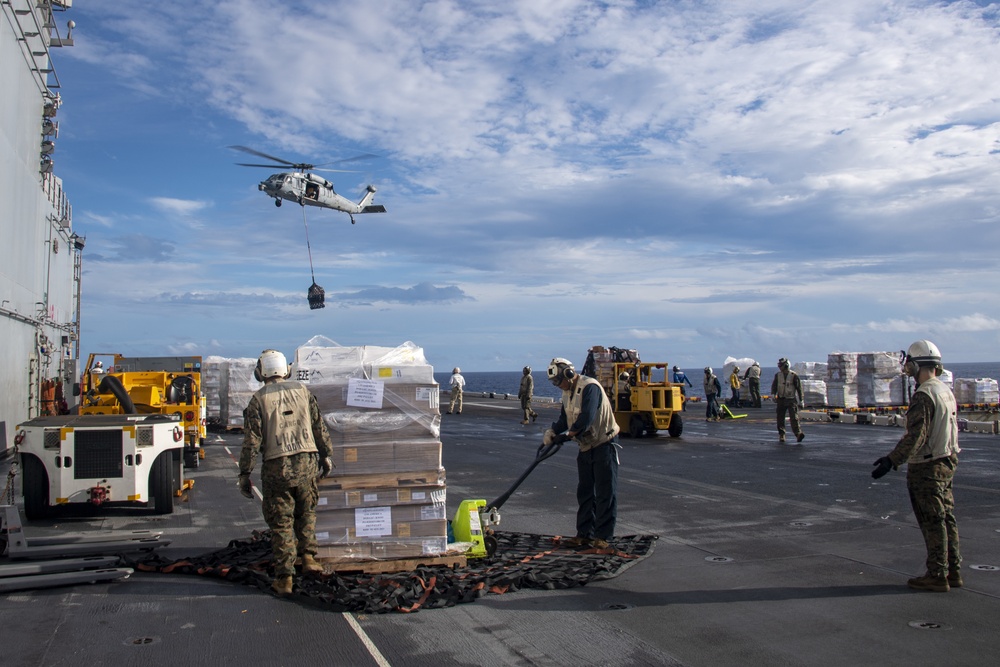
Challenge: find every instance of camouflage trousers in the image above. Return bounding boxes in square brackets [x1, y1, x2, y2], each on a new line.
[520, 396, 537, 421]
[261, 452, 320, 577]
[907, 455, 961, 577]
[775, 398, 801, 437]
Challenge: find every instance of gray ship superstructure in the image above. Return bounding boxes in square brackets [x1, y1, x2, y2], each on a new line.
[0, 0, 81, 456]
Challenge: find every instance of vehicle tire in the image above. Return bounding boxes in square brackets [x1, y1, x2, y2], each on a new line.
[22, 455, 52, 520]
[183, 447, 200, 469]
[628, 415, 645, 439]
[150, 452, 174, 514]
[668, 413, 683, 438]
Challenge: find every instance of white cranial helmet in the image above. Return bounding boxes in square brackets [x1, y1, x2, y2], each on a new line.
[453, 367, 461, 374]
[902, 340, 943, 377]
[547, 358, 576, 385]
[255, 349, 289, 381]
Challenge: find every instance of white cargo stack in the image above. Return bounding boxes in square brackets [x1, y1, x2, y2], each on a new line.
[953, 378, 1000, 405]
[858, 352, 905, 407]
[827, 353, 859, 409]
[219, 358, 262, 430]
[202, 355, 225, 423]
[293, 337, 448, 561]
[792, 361, 828, 406]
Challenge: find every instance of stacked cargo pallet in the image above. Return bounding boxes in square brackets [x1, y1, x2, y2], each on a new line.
[793, 361, 827, 406]
[292, 338, 448, 561]
[857, 352, 906, 407]
[219, 358, 261, 430]
[826, 353, 859, 409]
[202, 355, 225, 423]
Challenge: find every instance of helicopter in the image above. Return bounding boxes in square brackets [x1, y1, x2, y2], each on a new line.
[229, 145, 386, 224]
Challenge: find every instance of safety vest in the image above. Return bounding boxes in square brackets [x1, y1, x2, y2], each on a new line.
[774, 371, 799, 399]
[561, 375, 620, 451]
[909, 376, 960, 464]
[703, 374, 720, 396]
[256, 381, 319, 461]
[746, 365, 761, 380]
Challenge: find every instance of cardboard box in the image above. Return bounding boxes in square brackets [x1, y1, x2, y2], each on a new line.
[315, 504, 447, 544]
[318, 468, 446, 491]
[317, 485, 446, 510]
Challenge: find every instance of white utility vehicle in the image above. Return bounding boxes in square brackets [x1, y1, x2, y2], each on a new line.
[14, 414, 186, 520]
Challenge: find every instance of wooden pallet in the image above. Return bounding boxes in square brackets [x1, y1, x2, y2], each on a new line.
[317, 553, 467, 574]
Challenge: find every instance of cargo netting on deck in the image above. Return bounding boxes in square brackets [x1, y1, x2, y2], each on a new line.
[128, 531, 657, 614]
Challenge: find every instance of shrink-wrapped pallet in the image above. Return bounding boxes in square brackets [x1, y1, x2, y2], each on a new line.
[793, 361, 828, 380]
[826, 382, 858, 409]
[219, 358, 262, 429]
[858, 352, 904, 406]
[826, 353, 858, 384]
[953, 378, 1000, 405]
[202, 355, 225, 422]
[802, 380, 827, 407]
[296, 337, 449, 560]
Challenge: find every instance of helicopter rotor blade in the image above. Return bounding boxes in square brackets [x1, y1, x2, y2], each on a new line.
[314, 153, 380, 168]
[235, 162, 289, 168]
[228, 145, 301, 167]
[313, 168, 360, 173]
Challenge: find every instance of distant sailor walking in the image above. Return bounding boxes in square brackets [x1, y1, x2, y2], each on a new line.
[871, 340, 962, 592]
[744, 361, 762, 408]
[728, 366, 741, 406]
[238, 349, 334, 596]
[448, 367, 465, 414]
[771, 358, 804, 443]
[518, 366, 538, 424]
[703, 367, 722, 421]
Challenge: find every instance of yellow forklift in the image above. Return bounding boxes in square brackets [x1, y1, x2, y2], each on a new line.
[79, 354, 206, 468]
[583, 346, 684, 438]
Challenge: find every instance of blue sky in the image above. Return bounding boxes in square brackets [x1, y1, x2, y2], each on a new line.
[52, 0, 1000, 371]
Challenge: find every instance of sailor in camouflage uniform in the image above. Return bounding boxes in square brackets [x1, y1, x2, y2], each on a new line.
[871, 340, 961, 592]
[238, 349, 334, 596]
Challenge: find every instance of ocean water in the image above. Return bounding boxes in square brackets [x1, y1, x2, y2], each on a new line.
[435, 361, 1000, 402]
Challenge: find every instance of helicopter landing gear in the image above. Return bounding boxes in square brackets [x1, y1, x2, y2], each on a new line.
[349, 214, 356, 225]
[274, 199, 282, 207]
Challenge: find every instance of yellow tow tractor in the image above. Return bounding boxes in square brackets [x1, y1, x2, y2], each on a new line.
[79, 354, 207, 469]
[582, 346, 684, 439]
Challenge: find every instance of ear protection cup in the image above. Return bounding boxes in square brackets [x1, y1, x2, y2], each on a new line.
[563, 366, 575, 381]
[253, 361, 263, 382]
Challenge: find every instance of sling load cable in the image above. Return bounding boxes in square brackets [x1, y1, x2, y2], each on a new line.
[301, 205, 325, 309]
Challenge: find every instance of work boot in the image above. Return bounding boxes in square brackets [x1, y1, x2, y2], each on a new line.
[271, 575, 294, 596]
[948, 571, 964, 588]
[531, 412, 538, 423]
[779, 434, 786, 443]
[590, 538, 610, 549]
[562, 536, 589, 547]
[796, 432, 805, 443]
[301, 554, 323, 574]
[907, 573, 950, 592]
[520, 419, 529, 425]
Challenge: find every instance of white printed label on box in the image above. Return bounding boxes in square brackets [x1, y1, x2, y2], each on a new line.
[363, 493, 379, 503]
[355, 506, 393, 537]
[316, 531, 330, 541]
[416, 386, 439, 408]
[347, 378, 384, 408]
[412, 491, 426, 500]
[422, 504, 446, 520]
[317, 497, 328, 506]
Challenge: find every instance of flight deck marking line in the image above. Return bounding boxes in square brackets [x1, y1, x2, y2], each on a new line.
[223, 446, 262, 501]
[343, 612, 391, 667]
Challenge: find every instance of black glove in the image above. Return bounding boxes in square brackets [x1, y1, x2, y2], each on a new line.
[553, 433, 572, 445]
[237, 473, 253, 498]
[319, 456, 333, 479]
[871, 457, 894, 480]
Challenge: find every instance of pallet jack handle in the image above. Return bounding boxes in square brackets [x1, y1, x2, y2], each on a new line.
[486, 436, 567, 512]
